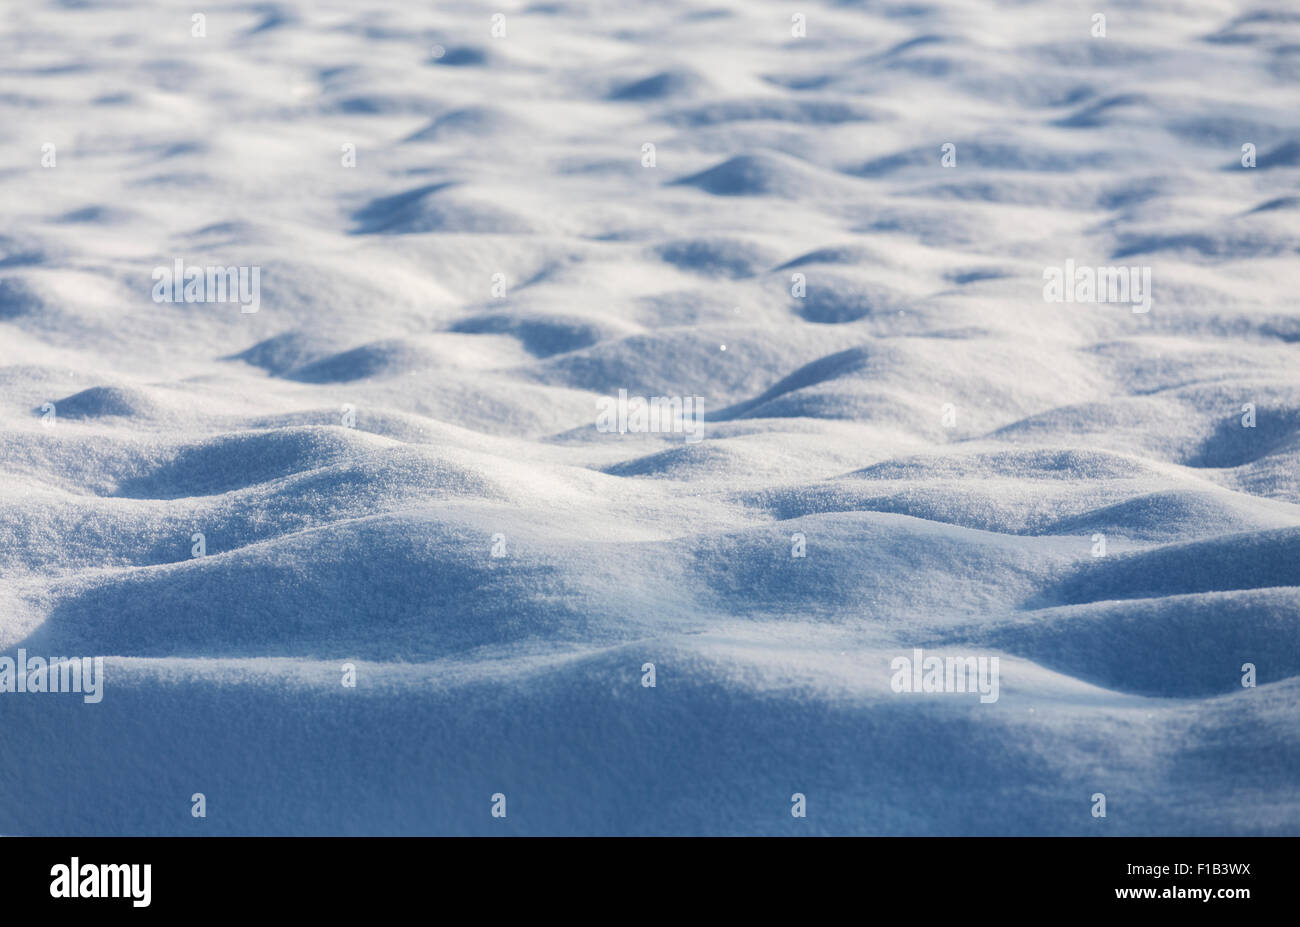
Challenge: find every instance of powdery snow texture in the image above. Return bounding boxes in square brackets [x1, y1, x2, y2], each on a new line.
[1, 0, 1298, 834]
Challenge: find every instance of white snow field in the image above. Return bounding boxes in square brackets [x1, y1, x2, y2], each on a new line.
[1, 0, 1299, 835]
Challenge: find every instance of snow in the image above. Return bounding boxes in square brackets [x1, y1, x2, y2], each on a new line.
[1, 0, 1298, 834]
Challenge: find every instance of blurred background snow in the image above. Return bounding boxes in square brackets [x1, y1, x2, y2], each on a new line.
[1, 0, 1298, 834]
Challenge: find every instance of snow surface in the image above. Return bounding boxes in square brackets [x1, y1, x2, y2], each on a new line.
[1, 0, 1299, 835]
